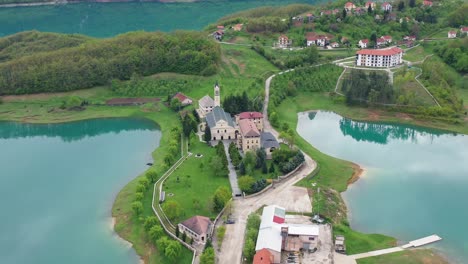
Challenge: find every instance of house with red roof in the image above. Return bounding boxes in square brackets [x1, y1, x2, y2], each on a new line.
[238, 119, 261, 152]
[381, 35, 392, 44]
[423, 0, 433, 7]
[358, 39, 369, 48]
[404, 35, 416, 41]
[356, 47, 404, 67]
[277, 35, 291, 48]
[253, 249, 273, 264]
[232, 24, 243, 31]
[344, 2, 356, 11]
[381, 2, 392, 11]
[306, 32, 332, 47]
[365, 1, 376, 10]
[461, 27, 468, 35]
[172, 92, 192, 106]
[376, 37, 386, 46]
[236, 112, 263, 131]
[448, 31, 457, 38]
[178, 215, 212, 244]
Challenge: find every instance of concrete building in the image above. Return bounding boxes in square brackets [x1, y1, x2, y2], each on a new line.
[198, 83, 221, 118]
[356, 47, 403, 67]
[358, 39, 369, 48]
[277, 35, 291, 48]
[238, 119, 261, 151]
[206, 106, 237, 141]
[448, 31, 457, 38]
[236, 112, 264, 131]
[381, 2, 392, 11]
[255, 205, 320, 264]
[178, 215, 212, 244]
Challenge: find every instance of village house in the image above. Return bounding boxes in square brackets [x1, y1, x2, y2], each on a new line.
[381, 2, 392, 11]
[404, 35, 416, 41]
[423, 0, 433, 7]
[387, 12, 397, 21]
[365, 1, 376, 10]
[172, 92, 192, 106]
[356, 47, 404, 68]
[213, 30, 223, 41]
[254, 205, 320, 264]
[381, 35, 392, 44]
[344, 2, 356, 12]
[354, 7, 366, 15]
[306, 13, 315, 22]
[238, 119, 261, 152]
[376, 37, 386, 46]
[306, 32, 331, 47]
[217, 25, 225, 31]
[232, 24, 243, 31]
[330, 42, 340, 48]
[460, 27, 468, 35]
[448, 31, 457, 38]
[358, 39, 369, 48]
[178, 215, 212, 244]
[277, 35, 291, 48]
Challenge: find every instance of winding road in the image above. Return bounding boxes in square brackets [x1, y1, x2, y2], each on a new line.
[216, 71, 317, 264]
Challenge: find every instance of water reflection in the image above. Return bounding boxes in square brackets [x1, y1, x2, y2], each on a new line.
[0, 118, 157, 142]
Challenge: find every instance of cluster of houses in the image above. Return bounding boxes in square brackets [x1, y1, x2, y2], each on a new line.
[194, 83, 279, 156]
[448, 27, 468, 39]
[212, 23, 243, 41]
[253, 205, 320, 264]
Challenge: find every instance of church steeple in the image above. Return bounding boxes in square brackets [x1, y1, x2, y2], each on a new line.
[214, 82, 220, 107]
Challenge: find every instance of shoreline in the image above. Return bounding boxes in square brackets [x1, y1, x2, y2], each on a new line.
[0, 0, 198, 8]
[109, 217, 145, 264]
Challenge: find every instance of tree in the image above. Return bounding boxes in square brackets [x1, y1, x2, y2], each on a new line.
[204, 125, 211, 142]
[143, 216, 159, 231]
[200, 247, 215, 264]
[367, 4, 372, 14]
[342, 8, 347, 19]
[262, 162, 268, 174]
[211, 156, 227, 177]
[182, 231, 187, 242]
[398, 1, 405, 11]
[131, 201, 143, 216]
[156, 237, 170, 251]
[243, 238, 256, 261]
[134, 192, 144, 201]
[216, 226, 226, 247]
[409, 0, 416, 8]
[242, 151, 256, 175]
[162, 200, 182, 221]
[148, 225, 164, 241]
[170, 98, 182, 111]
[239, 161, 246, 175]
[175, 225, 180, 237]
[269, 163, 275, 174]
[238, 176, 255, 193]
[146, 170, 158, 183]
[255, 148, 266, 169]
[165, 241, 182, 260]
[213, 186, 231, 212]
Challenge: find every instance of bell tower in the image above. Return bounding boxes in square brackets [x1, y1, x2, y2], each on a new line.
[214, 82, 221, 107]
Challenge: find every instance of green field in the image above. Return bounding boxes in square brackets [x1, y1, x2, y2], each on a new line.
[161, 139, 231, 224]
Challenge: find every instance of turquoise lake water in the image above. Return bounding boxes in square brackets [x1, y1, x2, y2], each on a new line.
[297, 111, 468, 263]
[0, 0, 322, 37]
[0, 119, 161, 264]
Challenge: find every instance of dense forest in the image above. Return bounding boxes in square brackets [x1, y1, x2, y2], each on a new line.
[433, 38, 468, 74]
[0, 31, 220, 95]
[343, 70, 395, 105]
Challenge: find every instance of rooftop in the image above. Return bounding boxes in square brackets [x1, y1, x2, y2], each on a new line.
[180, 215, 211, 235]
[253, 248, 273, 264]
[239, 119, 260, 137]
[356, 47, 403, 56]
[173, 92, 189, 102]
[206, 106, 235, 128]
[199, 95, 214, 108]
[261, 132, 280, 149]
[239, 112, 263, 120]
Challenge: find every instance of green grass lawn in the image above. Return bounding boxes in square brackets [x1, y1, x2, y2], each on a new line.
[162, 139, 231, 224]
[333, 224, 396, 255]
[357, 249, 450, 264]
[403, 45, 433, 63]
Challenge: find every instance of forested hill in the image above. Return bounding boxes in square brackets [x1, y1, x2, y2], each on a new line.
[0, 31, 220, 95]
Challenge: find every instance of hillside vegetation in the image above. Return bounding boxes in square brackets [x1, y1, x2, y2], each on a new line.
[0, 31, 220, 95]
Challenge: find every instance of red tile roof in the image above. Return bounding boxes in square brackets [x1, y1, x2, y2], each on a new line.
[382, 35, 392, 40]
[360, 39, 369, 43]
[239, 112, 263, 119]
[239, 119, 260, 137]
[461, 27, 468, 32]
[217, 25, 224, 29]
[173, 92, 189, 102]
[279, 34, 289, 40]
[423, 0, 432, 6]
[253, 249, 273, 264]
[306, 32, 331, 41]
[180, 216, 211, 236]
[357, 47, 403, 56]
[449, 31, 457, 34]
[345, 2, 355, 8]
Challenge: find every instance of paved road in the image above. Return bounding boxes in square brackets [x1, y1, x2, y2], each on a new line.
[217, 71, 318, 264]
[222, 140, 242, 196]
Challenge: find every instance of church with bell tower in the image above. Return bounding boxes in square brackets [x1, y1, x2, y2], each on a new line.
[214, 82, 221, 107]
